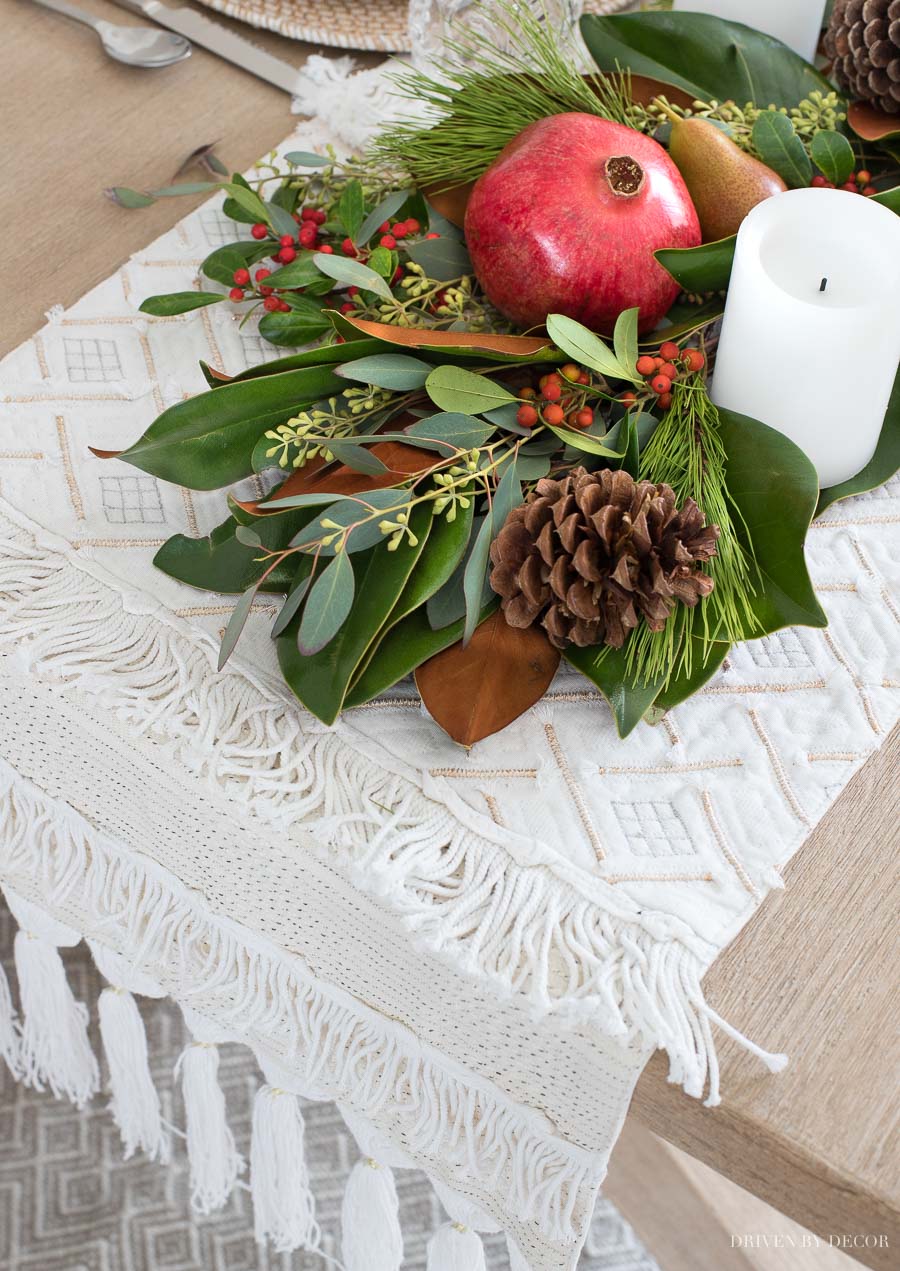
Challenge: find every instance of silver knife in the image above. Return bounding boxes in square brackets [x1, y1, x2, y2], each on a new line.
[107, 0, 301, 93]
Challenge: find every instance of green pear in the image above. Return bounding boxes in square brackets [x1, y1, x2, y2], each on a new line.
[660, 107, 788, 242]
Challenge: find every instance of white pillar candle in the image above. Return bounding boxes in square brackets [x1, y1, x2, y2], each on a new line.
[711, 188, 900, 489]
[671, 0, 826, 62]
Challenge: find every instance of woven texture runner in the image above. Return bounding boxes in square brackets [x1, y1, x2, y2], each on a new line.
[0, 106, 898, 1270]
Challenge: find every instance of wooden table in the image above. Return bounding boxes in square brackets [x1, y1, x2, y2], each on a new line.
[3, 4, 898, 1265]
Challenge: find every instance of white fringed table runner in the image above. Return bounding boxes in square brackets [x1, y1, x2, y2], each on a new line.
[0, 103, 898, 1271]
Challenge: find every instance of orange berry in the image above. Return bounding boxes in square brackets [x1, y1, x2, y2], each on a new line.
[560, 363, 580, 381]
[650, 375, 670, 395]
[659, 341, 680, 361]
[658, 392, 673, 409]
[857, 170, 872, 185]
[863, 185, 878, 197]
[683, 349, 705, 373]
[659, 362, 679, 380]
[519, 386, 537, 400]
[577, 371, 591, 385]
[619, 391, 637, 406]
[542, 381, 562, 402]
[653, 356, 664, 369]
[516, 404, 539, 428]
[543, 403, 565, 426]
[636, 355, 656, 376]
[574, 408, 594, 429]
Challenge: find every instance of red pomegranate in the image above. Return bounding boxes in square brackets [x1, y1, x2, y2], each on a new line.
[464, 113, 701, 335]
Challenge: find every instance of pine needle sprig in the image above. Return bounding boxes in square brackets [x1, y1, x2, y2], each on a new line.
[373, 1, 633, 191]
[628, 376, 761, 686]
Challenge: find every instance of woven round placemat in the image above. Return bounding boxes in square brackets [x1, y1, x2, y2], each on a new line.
[196, 0, 630, 54]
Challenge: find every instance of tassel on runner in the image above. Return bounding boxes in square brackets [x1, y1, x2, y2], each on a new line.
[426, 1223, 488, 1271]
[97, 986, 169, 1162]
[250, 1084, 320, 1252]
[174, 1038, 244, 1212]
[341, 1156, 404, 1271]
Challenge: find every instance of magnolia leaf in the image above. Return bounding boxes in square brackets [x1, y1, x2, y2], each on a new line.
[153, 508, 312, 595]
[492, 452, 521, 535]
[810, 130, 855, 185]
[416, 611, 560, 746]
[872, 187, 900, 214]
[580, 11, 834, 108]
[344, 606, 474, 708]
[284, 151, 328, 166]
[297, 550, 355, 655]
[427, 513, 494, 630]
[846, 101, 900, 144]
[817, 364, 900, 515]
[337, 353, 431, 390]
[405, 235, 472, 281]
[546, 314, 640, 384]
[425, 365, 518, 415]
[751, 112, 812, 189]
[113, 364, 345, 489]
[655, 236, 736, 293]
[612, 308, 640, 382]
[565, 644, 666, 738]
[139, 292, 224, 316]
[217, 585, 257, 669]
[651, 639, 730, 714]
[313, 252, 393, 300]
[328, 313, 554, 360]
[263, 255, 323, 288]
[357, 190, 410, 245]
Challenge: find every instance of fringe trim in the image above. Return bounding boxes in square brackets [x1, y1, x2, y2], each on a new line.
[0, 760, 599, 1245]
[0, 508, 786, 1102]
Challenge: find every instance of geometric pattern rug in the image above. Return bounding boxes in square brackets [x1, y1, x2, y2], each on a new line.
[0, 903, 662, 1271]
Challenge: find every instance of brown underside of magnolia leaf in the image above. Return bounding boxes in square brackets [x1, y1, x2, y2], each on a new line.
[415, 610, 560, 746]
[847, 100, 900, 142]
[88, 447, 122, 459]
[235, 435, 436, 516]
[337, 314, 551, 356]
[421, 72, 696, 228]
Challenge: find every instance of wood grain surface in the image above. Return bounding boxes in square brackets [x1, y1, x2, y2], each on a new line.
[2, 2, 898, 1260]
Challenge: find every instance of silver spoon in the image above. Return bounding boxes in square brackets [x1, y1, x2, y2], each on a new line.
[28, 0, 192, 67]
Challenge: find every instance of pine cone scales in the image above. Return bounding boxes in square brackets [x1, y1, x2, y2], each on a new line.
[490, 468, 719, 651]
[825, 0, 900, 114]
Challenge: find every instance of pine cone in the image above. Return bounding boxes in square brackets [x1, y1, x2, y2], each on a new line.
[490, 468, 719, 651]
[825, 0, 900, 114]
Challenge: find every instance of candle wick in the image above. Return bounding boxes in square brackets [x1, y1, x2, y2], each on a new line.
[819, 277, 828, 292]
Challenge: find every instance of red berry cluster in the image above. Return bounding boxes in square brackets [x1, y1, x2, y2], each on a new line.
[811, 170, 878, 197]
[377, 216, 431, 251]
[626, 341, 705, 410]
[515, 364, 594, 431]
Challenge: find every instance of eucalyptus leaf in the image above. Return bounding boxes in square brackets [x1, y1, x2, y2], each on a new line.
[116, 364, 345, 489]
[546, 314, 640, 384]
[543, 420, 628, 458]
[313, 252, 393, 300]
[297, 550, 355, 654]
[234, 525, 262, 547]
[289, 489, 412, 556]
[491, 453, 521, 534]
[751, 111, 812, 189]
[427, 513, 493, 630]
[462, 512, 494, 644]
[425, 365, 518, 415]
[139, 292, 224, 317]
[271, 563, 314, 638]
[284, 151, 328, 167]
[337, 179, 365, 242]
[405, 235, 472, 281]
[405, 412, 496, 451]
[337, 353, 431, 391]
[655, 236, 736, 293]
[357, 190, 410, 245]
[810, 130, 855, 185]
[151, 182, 220, 197]
[218, 585, 257, 670]
[817, 364, 899, 514]
[222, 174, 260, 224]
[326, 441, 390, 476]
[278, 505, 432, 723]
[580, 11, 835, 109]
[106, 186, 155, 208]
